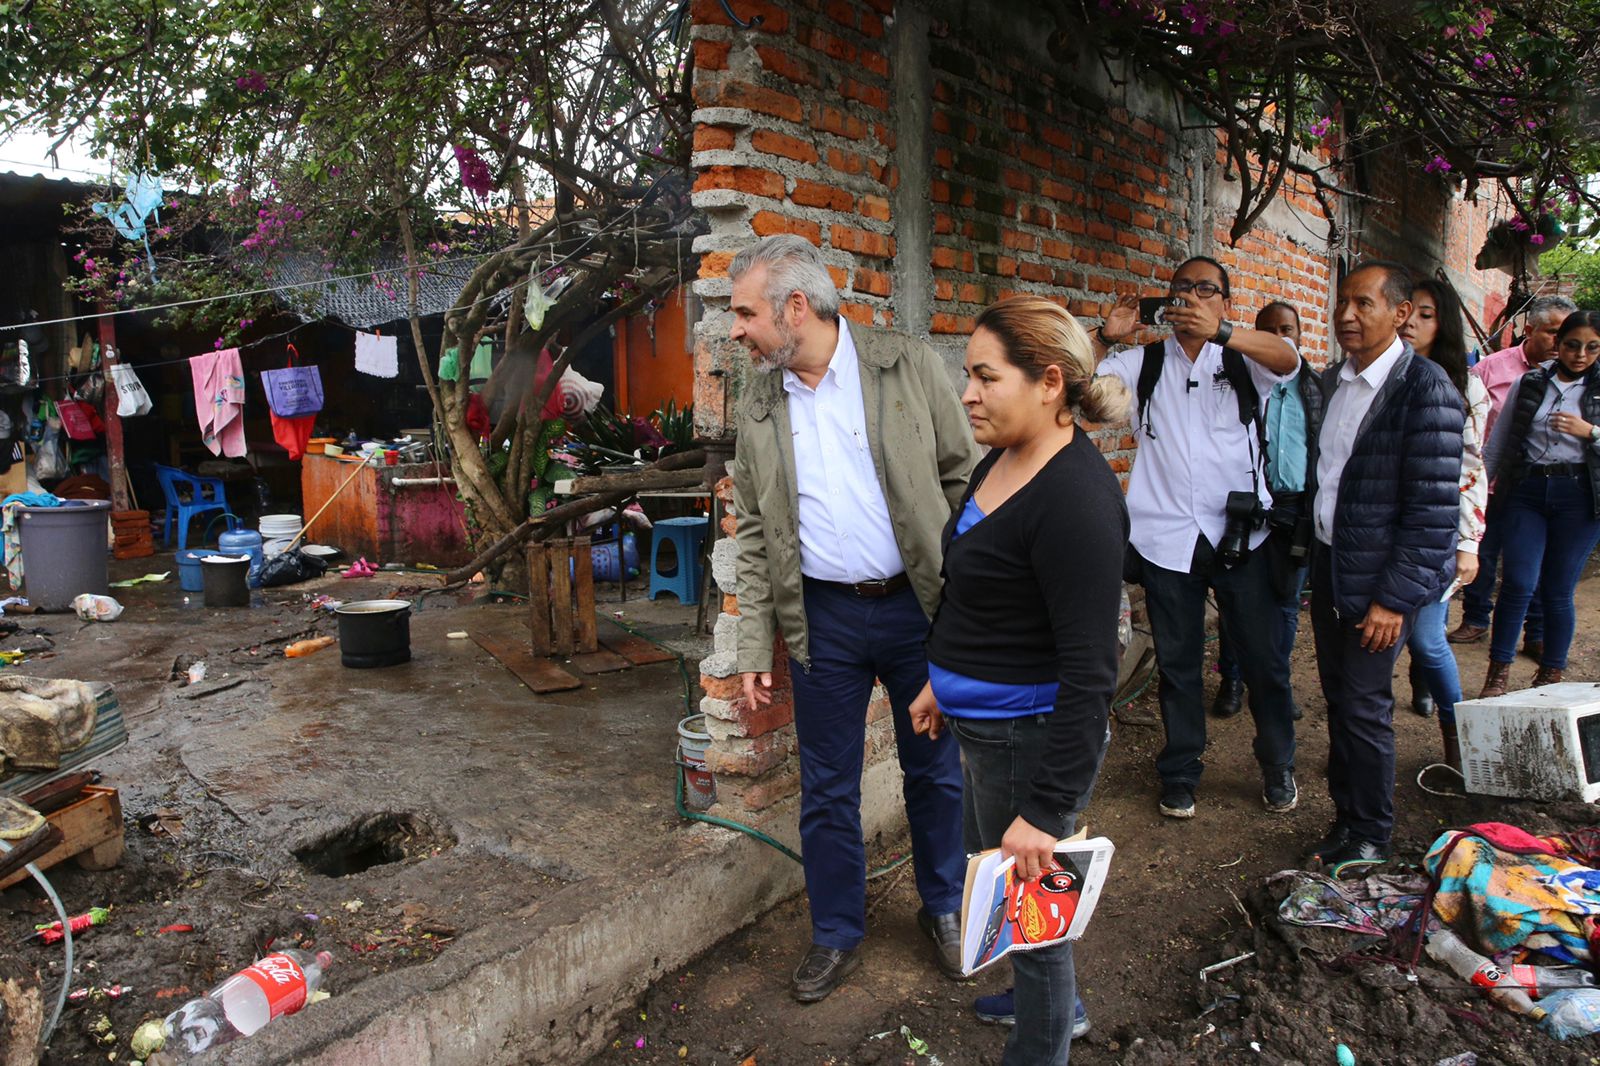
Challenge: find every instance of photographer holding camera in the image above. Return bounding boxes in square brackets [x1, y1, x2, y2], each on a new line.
[1095, 257, 1302, 821]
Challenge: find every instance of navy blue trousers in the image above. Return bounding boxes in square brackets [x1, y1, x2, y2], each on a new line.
[789, 578, 965, 950]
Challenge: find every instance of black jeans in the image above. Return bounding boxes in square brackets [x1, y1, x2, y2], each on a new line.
[951, 714, 1106, 1066]
[1308, 550, 1412, 846]
[1137, 540, 1298, 790]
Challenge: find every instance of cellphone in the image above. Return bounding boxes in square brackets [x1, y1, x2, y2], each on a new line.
[1139, 296, 1182, 326]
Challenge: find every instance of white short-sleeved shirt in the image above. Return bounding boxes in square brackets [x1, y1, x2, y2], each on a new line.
[782, 321, 903, 582]
[1097, 337, 1296, 573]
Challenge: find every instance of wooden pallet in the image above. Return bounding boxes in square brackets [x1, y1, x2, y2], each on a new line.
[0, 785, 125, 890]
[525, 537, 598, 657]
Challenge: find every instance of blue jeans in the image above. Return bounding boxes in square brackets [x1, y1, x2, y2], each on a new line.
[1461, 499, 1545, 640]
[1216, 569, 1304, 683]
[950, 713, 1103, 1066]
[1138, 542, 1297, 789]
[1489, 475, 1600, 669]
[788, 579, 965, 950]
[1406, 599, 1464, 724]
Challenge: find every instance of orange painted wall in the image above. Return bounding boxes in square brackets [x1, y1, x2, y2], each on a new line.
[612, 286, 696, 415]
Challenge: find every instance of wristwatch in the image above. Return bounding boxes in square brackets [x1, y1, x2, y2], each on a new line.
[1211, 320, 1234, 347]
[1096, 325, 1116, 347]
[1590, 424, 1600, 443]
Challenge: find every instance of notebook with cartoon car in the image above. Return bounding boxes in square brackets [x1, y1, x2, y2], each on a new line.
[959, 836, 1115, 975]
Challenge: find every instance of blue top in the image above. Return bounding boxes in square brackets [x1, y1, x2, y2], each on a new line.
[929, 496, 1059, 719]
[1264, 380, 1308, 493]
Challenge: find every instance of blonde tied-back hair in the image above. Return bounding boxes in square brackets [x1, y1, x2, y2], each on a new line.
[973, 296, 1129, 426]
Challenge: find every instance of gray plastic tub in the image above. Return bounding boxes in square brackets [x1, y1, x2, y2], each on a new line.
[18, 499, 111, 611]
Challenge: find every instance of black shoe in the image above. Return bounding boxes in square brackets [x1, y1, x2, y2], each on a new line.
[1210, 678, 1244, 718]
[918, 907, 966, 980]
[790, 943, 861, 1003]
[1159, 782, 1196, 819]
[1262, 769, 1298, 813]
[1305, 821, 1350, 865]
[1409, 659, 1436, 717]
[1316, 838, 1391, 874]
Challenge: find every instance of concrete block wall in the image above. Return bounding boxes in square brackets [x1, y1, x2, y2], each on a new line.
[686, 0, 1507, 820]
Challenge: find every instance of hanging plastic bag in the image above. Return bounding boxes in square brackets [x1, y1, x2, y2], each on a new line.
[260, 344, 325, 417]
[107, 363, 153, 417]
[57, 399, 101, 441]
[270, 413, 318, 460]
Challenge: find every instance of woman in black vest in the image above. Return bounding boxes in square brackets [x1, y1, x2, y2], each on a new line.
[1479, 310, 1600, 697]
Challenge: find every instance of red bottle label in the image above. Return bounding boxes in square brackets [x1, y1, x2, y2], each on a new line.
[241, 954, 308, 1018]
[1471, 962, 1504, 988]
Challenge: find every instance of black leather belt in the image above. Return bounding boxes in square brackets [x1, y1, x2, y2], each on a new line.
[1530, 463, 1586, 478]
[814, 572, 911, 598]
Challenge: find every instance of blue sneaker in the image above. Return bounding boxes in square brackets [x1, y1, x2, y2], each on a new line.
[972, 989, 1091, 1038]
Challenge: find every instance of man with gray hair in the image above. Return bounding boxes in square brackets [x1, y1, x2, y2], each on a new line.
[727, 234, 977, 1002]
[1448, 293, 1579, 649]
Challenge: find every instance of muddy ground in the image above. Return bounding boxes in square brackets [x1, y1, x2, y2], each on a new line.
[584, 566, 1600, 1066]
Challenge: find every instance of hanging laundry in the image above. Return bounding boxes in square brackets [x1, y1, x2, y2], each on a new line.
[107, 363, 153, 417]
[189, 349, 247, 457]
[469, 338, 495, 381]
[355, 331, 398, 378]
[1, 492, 63, 590]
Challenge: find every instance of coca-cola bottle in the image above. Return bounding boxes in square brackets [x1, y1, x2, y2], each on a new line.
[162, 949, 334, 1056]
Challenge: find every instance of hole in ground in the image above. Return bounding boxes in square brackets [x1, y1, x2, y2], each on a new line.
[293, 812, 456, 877]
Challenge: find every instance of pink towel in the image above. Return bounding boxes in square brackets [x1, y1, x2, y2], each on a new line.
[190, 349, 247, 457]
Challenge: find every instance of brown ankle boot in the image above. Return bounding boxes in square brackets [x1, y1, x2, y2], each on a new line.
[1439, 719, 1462, 773]
[1532, 666, 1564, 687]
[1479, 661, 1512, 699]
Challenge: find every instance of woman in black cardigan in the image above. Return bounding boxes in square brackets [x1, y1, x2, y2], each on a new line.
[910, 295, 1129, 1066]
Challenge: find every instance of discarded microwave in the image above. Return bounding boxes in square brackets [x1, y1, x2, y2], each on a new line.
[1456, 682, 1600, 803]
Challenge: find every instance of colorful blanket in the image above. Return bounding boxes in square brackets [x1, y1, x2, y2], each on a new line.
[1424, 823, 1600, 966]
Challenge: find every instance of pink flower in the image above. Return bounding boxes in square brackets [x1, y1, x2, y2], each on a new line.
[235, 70, 269, 92]
[1529, 234, 1546, 246]
[1308, 116, 1333, 138]
[453, 145, 494, 198]
[1424, 155, 1452, 174]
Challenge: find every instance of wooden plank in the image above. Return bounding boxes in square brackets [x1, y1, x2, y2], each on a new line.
[471, 633, 582, 693]
[573, 535, 598, 654]
[525, 541, 551, 656]
[0, 785, 123, 891]
[598, 631, 678, 666]
[569, 648, 633, 674]
[550, 537, 575, 657]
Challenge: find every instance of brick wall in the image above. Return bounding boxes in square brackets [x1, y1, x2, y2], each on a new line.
[687, 0, 1508, 820]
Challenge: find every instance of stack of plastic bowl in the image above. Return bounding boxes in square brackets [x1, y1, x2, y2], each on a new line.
[259, 514, 302, 558]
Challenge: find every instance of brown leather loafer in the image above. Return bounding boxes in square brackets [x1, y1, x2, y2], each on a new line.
[791, 943, 860, 1003]
[918, 907, 966, 980]
[1447, 622, 1487, 644]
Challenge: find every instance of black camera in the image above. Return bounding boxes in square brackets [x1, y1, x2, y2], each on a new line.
[1266, 501, 1314, 563]
[1218, 490, 1267, 568]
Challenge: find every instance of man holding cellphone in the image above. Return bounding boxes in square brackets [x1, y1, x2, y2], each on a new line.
[1092, 257, 1301, 820]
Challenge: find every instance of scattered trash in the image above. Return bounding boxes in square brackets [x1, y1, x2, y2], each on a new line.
[342, 557, 377, 579]
[157, 923, 194, 935]
[109, 571, 170, 587]
[446, 631, 469, 639]
[1435, 1054, 1478, 1066]
[1508, 962, 1598, 997]
[1539, 987, 1600, 1039]
[90, 1012, 116, 1046]
[162, 948, 334, 1055]
[71, 593, 123, 621]
[68, 983, 133, 1006]
[285, 635, 336, 658]
[900, 1025, 931, 1056]
[187, 661, 207, 685]
[343, 899, 364, 913]
[0, 649, 24, 666]
[29, 905, 111, 944]
[131, 1018, 167, 1057]
[0, 596, 29, 615]
[139, 808, 184, 838]
[1426, 929, 1547, 1020]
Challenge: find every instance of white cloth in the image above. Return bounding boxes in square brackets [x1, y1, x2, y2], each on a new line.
[1096, 337, 1295, 573]
[1314, 336, 1405, 546]
[354, 331, 398, 378]
[782, 319, 902, 582]
[1457, 374, 1490, 553]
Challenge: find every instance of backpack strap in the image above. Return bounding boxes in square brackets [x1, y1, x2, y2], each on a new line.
[1220, 347, 1268, 456]
[1135, 340, 1166, 438]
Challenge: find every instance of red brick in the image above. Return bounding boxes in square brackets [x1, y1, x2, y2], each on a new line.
[710, 769, 800, 813]
[934, 279, 954, 300]
[1003, 169, 1034, 193]
[859, 9, 885, 37]
[1003, 228, 1037, 251]
[701, 673, 743, 701]
[826, 147, 864, 175]
[1042, 238, 1074, 261]
[859, 194, 891, 221]
[721, 593, 739, 616]
[750, 210, 821, 243]
[958, 283, 986, 303]
[711, 693, 795, 737]
[931, 245, 960, 269]
[841, 78, 889, 111]
[854, 267, 892, 296]
[1018, 261, 1053, 282]
[693, 165, 785, 200]
[861, 49, 890, 77]
[792, 179, 854, 211]
[1086, 219, 1115, 242]
[756, 44, 817, 87]
[930, 312, 975, 334]
[750, 128, 818, 164]
[690, 0, 789, 33]
[705, 729, 792, 776]
[693, 125, 735, 152]
[693, 39, 731, 70]
[712, 80, 804, 123]
[801, 26, 857, 63]
[811, 105, 867, 141]
[874, 123, 896, 150]
[831, 225, 893, 258]
[840, 301, 877, 325]
[824, 0, 856, 28]
[699, 250, 734, 278]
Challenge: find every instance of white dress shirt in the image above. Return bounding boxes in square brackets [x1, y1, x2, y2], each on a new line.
[1097, 337, 1296, 573]
[782, 320, 903, 582]
[1314, 336, 1405, 546]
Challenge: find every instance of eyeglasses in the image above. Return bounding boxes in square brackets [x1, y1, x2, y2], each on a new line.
[1170, 280, 1226, 299]
[1559, 339, 1600, 356]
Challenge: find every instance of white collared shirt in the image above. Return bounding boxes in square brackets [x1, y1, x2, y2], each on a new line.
[782, 320, 903, 582]
[1314, 336, 1406, 545]
[1096, 337, 1295, 573]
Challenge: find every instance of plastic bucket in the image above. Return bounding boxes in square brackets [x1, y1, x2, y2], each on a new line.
[201, 554, 251, 608]
[336, 599, 412, 668]
[175, 549, 209, 592]
[676, 714, 715, 811]
[17, 499, 112, 611]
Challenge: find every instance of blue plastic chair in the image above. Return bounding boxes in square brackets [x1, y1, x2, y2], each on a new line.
[649, 516, 708, 604]
[153, 464, 231, 549]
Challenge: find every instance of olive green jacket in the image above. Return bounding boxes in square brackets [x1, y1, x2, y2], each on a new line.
[731, 320, 978, 673]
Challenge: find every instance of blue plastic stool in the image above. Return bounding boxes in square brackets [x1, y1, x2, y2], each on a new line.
[649, 516, 708, 604]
